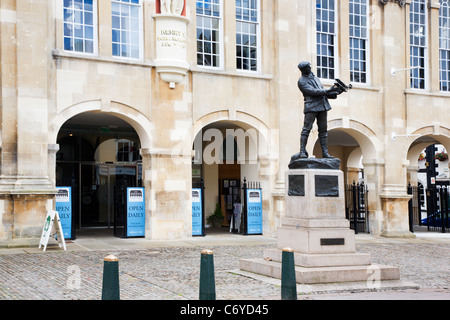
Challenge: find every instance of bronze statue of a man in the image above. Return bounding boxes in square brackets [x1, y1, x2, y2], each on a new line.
[297, 61, 342, 158]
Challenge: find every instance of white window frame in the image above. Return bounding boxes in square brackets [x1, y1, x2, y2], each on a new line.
[196, 0, 224, 69]
[316, 0, 338, 80]
[409, 0, 428, 90]
[63, 0, 98, 55]
[439, 0, 450, 92]
[111, 0, 144, 61]
[235, 0, 261, 73]
[349, 0, 370, 85]
[116, 139, 135, 163]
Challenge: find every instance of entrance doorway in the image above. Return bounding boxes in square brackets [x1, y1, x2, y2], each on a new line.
[193, 121, 260, 232]
[56, 112, 142, 237]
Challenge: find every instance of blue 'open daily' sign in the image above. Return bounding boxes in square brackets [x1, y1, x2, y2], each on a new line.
[192, 188, 203, 236]
[246, 189, 263, 235]
[56, 187, 72, 239]
[127, 187, 145, 237]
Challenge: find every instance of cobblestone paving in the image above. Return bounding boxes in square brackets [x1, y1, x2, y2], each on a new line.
[0, 238, 448, 300]
[355, 242, 450, 290]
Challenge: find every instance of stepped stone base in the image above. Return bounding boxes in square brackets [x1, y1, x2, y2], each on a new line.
[240, 164, 401, 285]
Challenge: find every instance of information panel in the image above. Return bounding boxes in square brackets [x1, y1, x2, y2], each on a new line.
[246, 189, 263, 235]
[127, 188, 145, 237]
[192, 188, 203, 236]
[56, 187, 72, 239]
[39, 210, 66, 252]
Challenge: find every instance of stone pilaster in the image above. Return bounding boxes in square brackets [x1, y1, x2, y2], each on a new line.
[378, 0, 415, 238]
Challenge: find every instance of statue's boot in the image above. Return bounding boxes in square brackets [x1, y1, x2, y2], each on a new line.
[319, 135, 334, 158]
[299, 134, 309, 158]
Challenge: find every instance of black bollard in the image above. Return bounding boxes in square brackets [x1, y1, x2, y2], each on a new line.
[199, 249, 216, 300]
[281, 248, 297, 300]
[102, 255, 120, 300]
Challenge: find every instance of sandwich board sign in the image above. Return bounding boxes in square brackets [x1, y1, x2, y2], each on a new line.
[39, 210, 66, 251]
[192, 188, 203, 236]
[246, 189, 263, 235]
[56, 187, 72, 239]
[126, 187, 145, 237]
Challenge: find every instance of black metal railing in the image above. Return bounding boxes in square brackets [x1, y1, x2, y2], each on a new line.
[345, 181, 369, 234]
[409, 183, 449, 233]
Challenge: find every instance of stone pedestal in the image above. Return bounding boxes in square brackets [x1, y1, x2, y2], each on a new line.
[240, 158, 400, 285]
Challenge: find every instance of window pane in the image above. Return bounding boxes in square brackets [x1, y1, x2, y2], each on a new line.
[349, 0, 368, 84]
[111, 0, 142, 59]
[196, 0, 222, 68]
[410, 0, 427, 89]
[440, 0, 450, 91]
[316, 0, 336, 80]
[63, 0, 96, 54]
[236, 0, 259, 72]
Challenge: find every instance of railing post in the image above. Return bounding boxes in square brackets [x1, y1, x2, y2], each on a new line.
[242, 178, 248, 235]
[352, 181, 358, 234]
[201, 178, 206, 237]
[439, 187, 446, 234]
[408, 183, 414, 233]
[445, 187, 449, 232]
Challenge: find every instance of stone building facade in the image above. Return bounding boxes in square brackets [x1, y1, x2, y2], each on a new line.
[0, 0, 449, 245]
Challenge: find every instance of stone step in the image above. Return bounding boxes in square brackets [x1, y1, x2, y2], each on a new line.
[263, 248, 372, 268]
[240, 258, 400, 284]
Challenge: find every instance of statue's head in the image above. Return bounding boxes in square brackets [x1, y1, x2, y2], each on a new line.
[298, 61, 311, 75]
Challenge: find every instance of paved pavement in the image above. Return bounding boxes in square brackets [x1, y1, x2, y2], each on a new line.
[0, 229, 448, 301]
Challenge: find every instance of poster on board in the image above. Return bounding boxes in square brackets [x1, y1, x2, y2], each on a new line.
[192, 188, 203, 236]
[127, 188, 145, 237]
[39, 210, 66, 251]
[246, 189, 263, 235]
[56, 187, 72, 239]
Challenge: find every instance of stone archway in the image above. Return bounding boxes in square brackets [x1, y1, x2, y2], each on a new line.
[49, 99, 153, 149]
[311, 119, 383, 234]
[49, 100, 153, 236]
[192, 111, 279, 236]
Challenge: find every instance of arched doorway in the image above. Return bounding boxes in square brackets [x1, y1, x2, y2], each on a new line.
[407, 134, 450, 232]
[56, 112, 142, 237]
[192, 120, 266, 234]
[311, 127, 380, 234]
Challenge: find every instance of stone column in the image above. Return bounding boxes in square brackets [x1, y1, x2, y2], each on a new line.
[362, 159, 385, 235]
[0, 0, 18, 179]
[140, 148, 153, 240]
[141, 148, 192, 240]
[14, 0, 54, 193]
[0, 0, 56, 242]
[379, 1, 414, 238]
